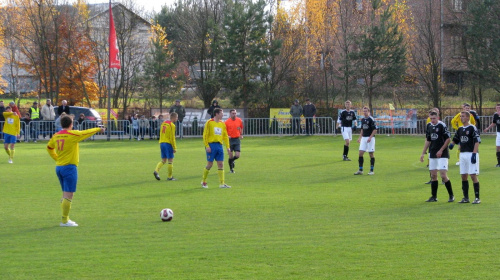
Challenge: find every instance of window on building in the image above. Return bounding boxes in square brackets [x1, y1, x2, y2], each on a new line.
[451, 36, 465, 57]
[452, 0, 463, 11]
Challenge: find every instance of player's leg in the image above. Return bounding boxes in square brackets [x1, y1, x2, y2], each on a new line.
[459, 174, 470, 203]
[59, 165, 78, 226]
[228, 142, 235, 172]
[4, 142, 10, 157]
[439, 168, 454, 202]
[354, 147, 365, 175]
[167, 158, 175, 180]
[456, 144, 460, 165]
[215, 145, 230, 188]
[9, 143, 15, 160]
[470, 174, 480, 203]
[342, 128, 352, 161]
[368, 152, 375, 175]
[426, 169, 439, 202]
[154, 143, 168, 180]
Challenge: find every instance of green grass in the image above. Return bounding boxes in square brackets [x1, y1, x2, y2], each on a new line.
[1, 136, 500, 279]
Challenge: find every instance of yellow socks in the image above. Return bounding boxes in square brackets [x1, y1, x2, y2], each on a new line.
[155, 162, 164, 172]
[202, 168, 210, 182]
[167, 163, 173, 178]
[4, 148, 10, 157]
[61, 198, 72, 223]
[218, 169, 224, 185]
[9, 149, 14, 159]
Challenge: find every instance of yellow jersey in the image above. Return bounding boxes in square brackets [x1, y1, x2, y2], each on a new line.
[451, 112, 476, 130]
[46, 128, 101, 166]
[203, 119, 229, 148]
[159, 120, 177, 150]
[2, 112, 20, 136]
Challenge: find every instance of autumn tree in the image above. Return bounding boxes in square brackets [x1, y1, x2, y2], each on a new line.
[350, 0, 407, 113]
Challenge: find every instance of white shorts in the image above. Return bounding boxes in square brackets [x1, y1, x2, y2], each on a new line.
[359, 137, 375, 152]
[429, 158, 448, 171]
[341, 127, 352, 140]
[496, 132, 500, 146]
[459, 152, 480, 175]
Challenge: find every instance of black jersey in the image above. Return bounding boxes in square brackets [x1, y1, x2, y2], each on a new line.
[426, 121, 450, 158]
[360, 116, 377, 137]
[338, 110, 357, 127]
[492, 112, 500, 132]
[453, 125, 481, 153]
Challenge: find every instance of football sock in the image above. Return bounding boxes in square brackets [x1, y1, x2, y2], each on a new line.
[61, 198, 72, 223]
[343, 145, 348, 157]
[4, 148, 10, 157]
[9, 148, 14, 159]
[155, 162, 164, 172]
[234, 156, 239, 161]
[431, 181, 438, 197]
[358, 157, 364, 171]
[370, 157, 375, 171]
[228, 158, 234, 168]
[444, 180, 454, 196]
[462, 180, 469, 199]
[217, 169, 224, 185]
[496, 152, 500, 165]
[473, 182, 480, 199]
[167, 163, 173, 178]
[202, 168, 210, 182]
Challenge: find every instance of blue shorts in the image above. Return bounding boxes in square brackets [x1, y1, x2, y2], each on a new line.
[206, 143, 224, 162]
[56, 165, 78, 193]
[160, 143, 174, 159]
[3, 133, 16, 144]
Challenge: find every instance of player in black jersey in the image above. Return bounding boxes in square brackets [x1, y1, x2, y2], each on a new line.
[449, 111, 481, 204]
[420, 111, 454, 202]
[337, 100, 357, 161]
[354, 107, 377, 175]
[483, 104, 500, 167]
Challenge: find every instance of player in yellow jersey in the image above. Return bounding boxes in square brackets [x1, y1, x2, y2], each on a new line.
[201, 108, 231, 189]
[46, 115, 104, 227]
[3, 106, 21, 163]
[154, 112, 178, 181]
[451, 103, 476, 165]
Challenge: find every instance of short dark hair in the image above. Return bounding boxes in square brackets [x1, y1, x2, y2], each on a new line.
[213, 108, 222, 115]
[229, 109, 236, 113]
[61, 115, 73, 128]
[463, 103, 470, 107]
[429, 111, 438, 117]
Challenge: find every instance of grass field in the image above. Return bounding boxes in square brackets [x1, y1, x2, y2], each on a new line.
[1, 135, 500, 279]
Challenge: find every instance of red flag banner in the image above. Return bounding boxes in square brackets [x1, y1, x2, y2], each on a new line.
[109, 3, 121, 69]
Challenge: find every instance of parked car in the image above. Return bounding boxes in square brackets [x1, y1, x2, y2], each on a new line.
[54, 106, 102, 126]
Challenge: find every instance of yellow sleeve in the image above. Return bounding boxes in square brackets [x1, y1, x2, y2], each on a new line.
[426, 117, 431, 124]
[75, 128, 101, 141]
[171, 123, 177, 150]
[46, 138, 58, 161]
[451, 113, 461, 130]
[470, 115, 476, 125]
[203, 121, 210, 148]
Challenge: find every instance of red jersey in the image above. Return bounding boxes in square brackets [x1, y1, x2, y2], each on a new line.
[225, 117, 243, 138]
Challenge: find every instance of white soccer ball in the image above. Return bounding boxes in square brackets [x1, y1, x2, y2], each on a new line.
[160, 208, 174, 222]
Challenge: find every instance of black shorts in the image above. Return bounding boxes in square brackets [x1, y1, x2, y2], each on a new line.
[229, 138, 241, 152]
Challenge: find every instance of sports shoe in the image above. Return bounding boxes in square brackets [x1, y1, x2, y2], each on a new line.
[230, 169, 235, 173]
[153, 171, 160, 181]
[424, 180, 431, 184]
[368, 171, 374, 175]
[60, 220, 78, 227]
[354, 171, 363, 175]
[343, 157, 351, 161]
[458, 198, 470, 203]
[448, 196, 455, 202]
[219, 184, 231, 188]
[496, 164, 500, 167]
[425, 196, 438, 202]
[231, 161, 236, 169]
[167, 177, 176, 181]
[455, 162, 460, 166]
[472, 198, 481, 204]
[201, 182, 208, 189]
[8, 159, 13, 164]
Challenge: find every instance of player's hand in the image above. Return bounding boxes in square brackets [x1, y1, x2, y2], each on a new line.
[448, 143, 454, 150]
[367, 137, 372, 143]
[227, 148, 231, 154]
[420, 154, 424, 162]
[357, 138, 361, 143]
[240, 135, 244, 139]
[206, 147, 211, 153]
[471, 153, 477, 164]
[436, 150, 443, 158]
[173, 149, 176, 153]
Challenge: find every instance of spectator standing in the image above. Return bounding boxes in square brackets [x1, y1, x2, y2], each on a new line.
[29, 101, 40, 142]
[21, 113, 31, 142]
[41, 99, 56, 138]
[149, 116, 158, 140]
[138, 115, 150, 140]
[55, 113, 67, 132]
[57, 100, 70, 116]
[131, 114, 139, 140]
[207, 100, 221, 118]
[169, 99, 186, 138]
[303, 98, 317, 135]
[290, 99, 303, 136]
[9, 101, 22, 116]
[77, 113, 86, 130]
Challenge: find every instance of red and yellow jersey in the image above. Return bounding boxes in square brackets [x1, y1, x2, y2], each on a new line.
[159, 120, 176, 150]
[46, 128, 101, 166]
[451, 112, 476, 130]
[203, 119, 229, 148]
[225, 117, 243, 138]
[2, 112, 20, 136]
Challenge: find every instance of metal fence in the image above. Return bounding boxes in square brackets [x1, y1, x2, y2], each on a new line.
[0, 116, 497, 142]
